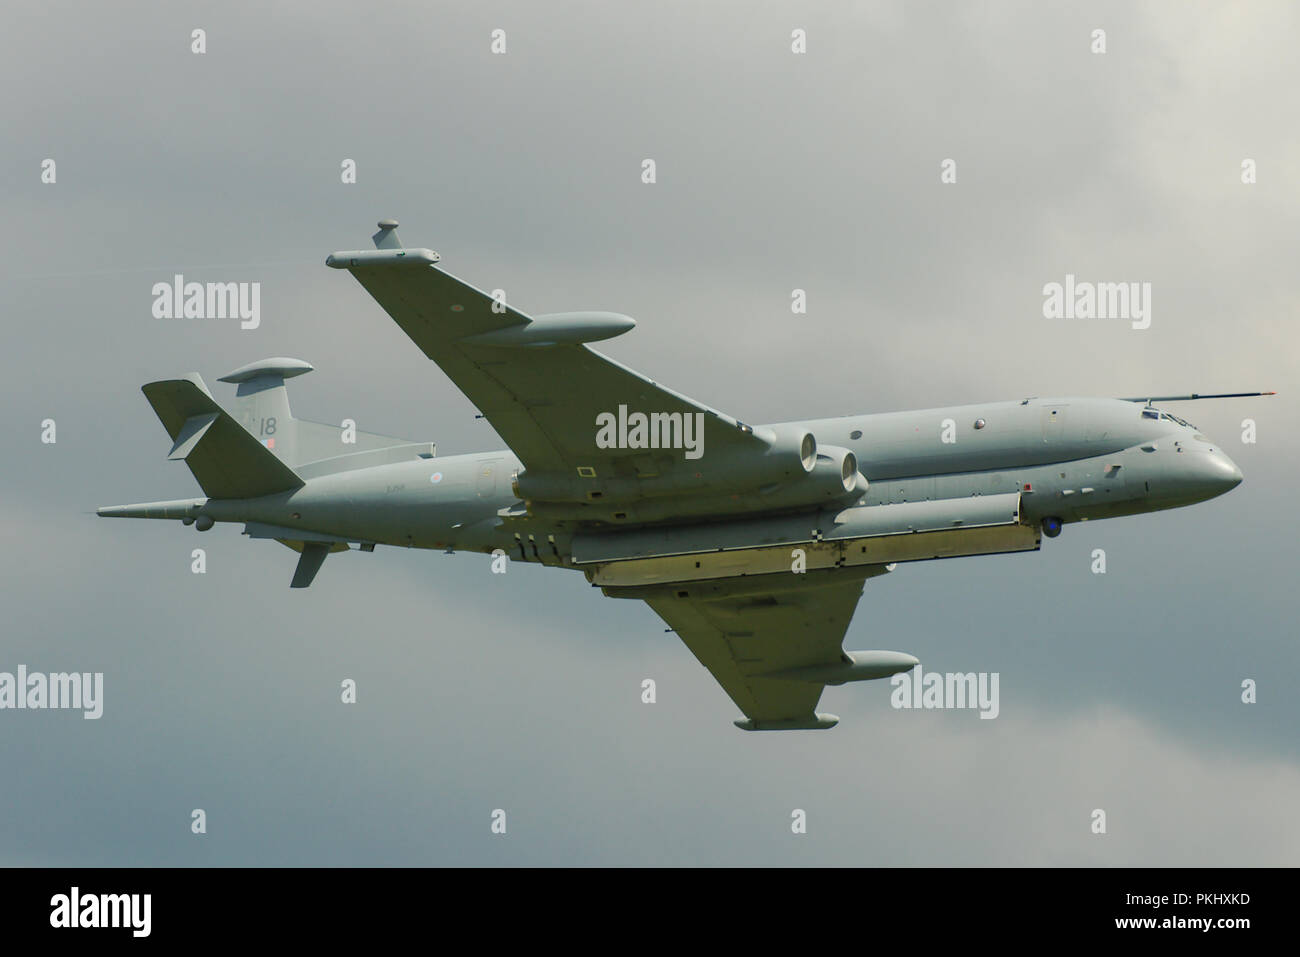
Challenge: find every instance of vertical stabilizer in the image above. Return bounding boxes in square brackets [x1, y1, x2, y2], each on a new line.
[216, 356, 433, 470]
[217, 357, 314, 463]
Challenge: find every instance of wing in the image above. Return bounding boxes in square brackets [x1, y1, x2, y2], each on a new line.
[326, 237, 768, 474]
[606, 567, 892, 730]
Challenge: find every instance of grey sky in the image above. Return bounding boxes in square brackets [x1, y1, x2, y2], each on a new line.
[2, 0, 1297, 865]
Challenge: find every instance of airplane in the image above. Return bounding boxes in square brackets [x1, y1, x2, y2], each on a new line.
[98, 220, 1273, 730]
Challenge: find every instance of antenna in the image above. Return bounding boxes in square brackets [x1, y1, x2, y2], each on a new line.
[1119, 391, 1276, 403]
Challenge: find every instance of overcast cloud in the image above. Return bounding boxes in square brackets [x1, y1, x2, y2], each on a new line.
[1, 0, 1297, 865]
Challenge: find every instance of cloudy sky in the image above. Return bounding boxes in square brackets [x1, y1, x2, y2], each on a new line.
[2, 0, 1297, 865]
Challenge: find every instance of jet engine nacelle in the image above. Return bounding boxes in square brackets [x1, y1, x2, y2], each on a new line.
[513, 426, 817, 503]
[804, 444, 864, 500]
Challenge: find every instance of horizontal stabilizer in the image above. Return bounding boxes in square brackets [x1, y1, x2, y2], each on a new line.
[294, 443, 436, 480]
[292, 422, 432, 471]
[244, 522, 372, 547]
[142, 376, 304, 500]
[291, 543, 331, 588]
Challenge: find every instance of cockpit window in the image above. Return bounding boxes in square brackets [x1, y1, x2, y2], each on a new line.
[1142, 407, 1196, 429]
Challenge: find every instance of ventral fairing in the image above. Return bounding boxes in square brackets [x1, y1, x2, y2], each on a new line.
[99, 221, 1271, 730]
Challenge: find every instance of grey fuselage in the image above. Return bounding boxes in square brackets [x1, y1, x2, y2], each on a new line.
[195, 395, 1243, 563]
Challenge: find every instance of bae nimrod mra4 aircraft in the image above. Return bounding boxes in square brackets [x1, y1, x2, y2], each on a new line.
[100, 220, 1272, 730]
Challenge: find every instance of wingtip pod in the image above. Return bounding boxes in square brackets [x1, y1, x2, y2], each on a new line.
[325, 248, 440, 268]
[734, 713, 840, 731]
[769, 650, 919, 686]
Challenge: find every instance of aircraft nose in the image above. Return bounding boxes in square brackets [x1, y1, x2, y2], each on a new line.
[1223, 454, 1243, 489]
[1200, 448, 1243, 497]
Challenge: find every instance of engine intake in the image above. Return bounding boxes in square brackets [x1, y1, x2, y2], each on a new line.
[810, 444, 860, 498]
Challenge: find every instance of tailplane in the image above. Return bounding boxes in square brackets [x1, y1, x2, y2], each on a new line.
[107, 360, 436, 587]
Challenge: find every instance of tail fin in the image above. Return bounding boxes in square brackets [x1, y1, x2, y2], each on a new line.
[217, 358, 314, 465]
[142, 375, 304, 499]
[217, 357, 434, 472]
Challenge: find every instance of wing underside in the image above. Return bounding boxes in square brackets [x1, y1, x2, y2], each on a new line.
[330, 248, 767, 474]
[606, 568, 886, 730]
